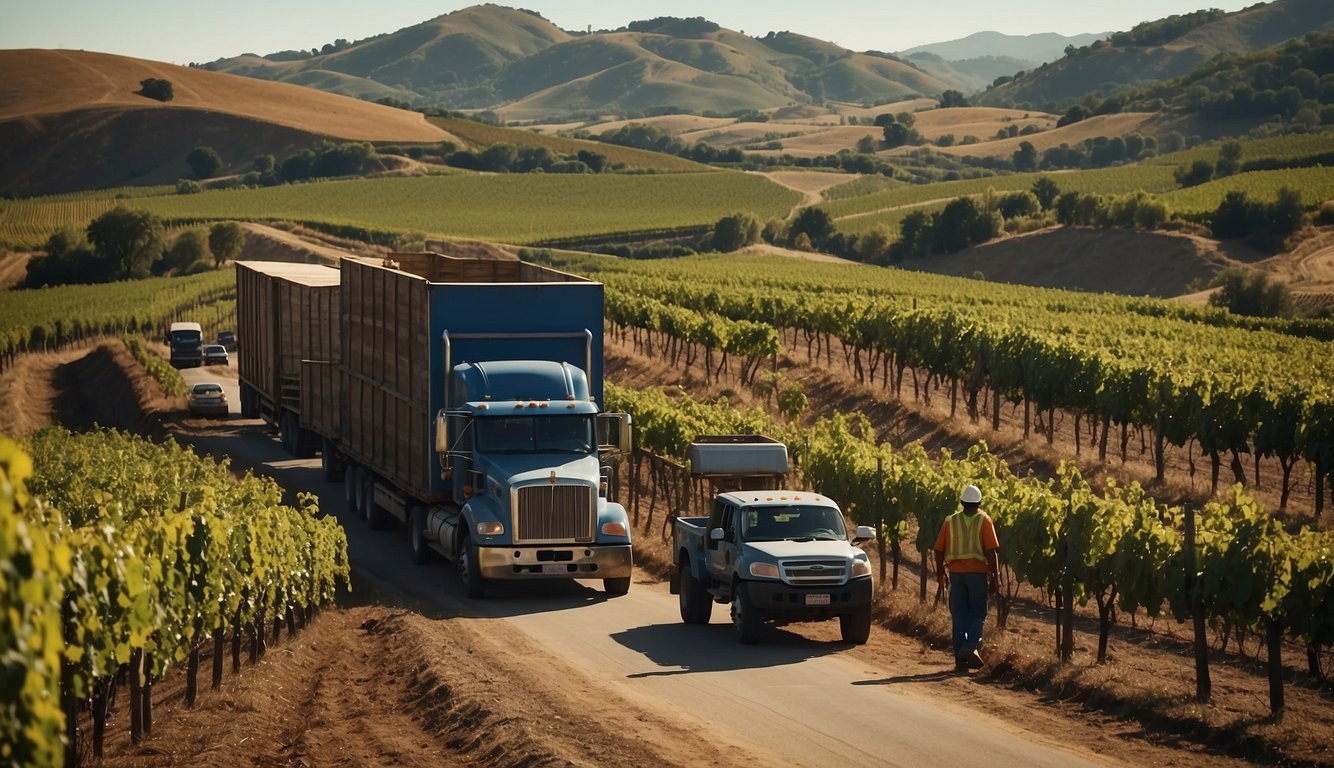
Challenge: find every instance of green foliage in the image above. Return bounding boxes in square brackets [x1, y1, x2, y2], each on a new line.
[122, 335, 186, 396]
[778, 381, 808, 422]
[138, 77, 173, 102]
[1209, 269, 1296, 318]
[788, 207, 834, 248]
[712, 212, 761, 252]
[208, 221, 246, 267]
[86, 206, 164, 280]
[186, 146, 223, 180]
[157, 229, 211, 276]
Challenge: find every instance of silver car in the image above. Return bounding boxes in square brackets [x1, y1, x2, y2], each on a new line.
[187, 382, 229, 417]
[202, 344, 230, 366]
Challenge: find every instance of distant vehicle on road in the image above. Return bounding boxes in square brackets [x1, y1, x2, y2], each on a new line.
[217, 331, 237, 351]
[186, 382, 228, 417]
[168, 321, 203, 368]
[202, 344, 230, 366]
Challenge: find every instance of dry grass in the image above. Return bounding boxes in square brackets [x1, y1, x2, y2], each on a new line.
[0, 50, 451, 142]
[931, 113, 1159, 158]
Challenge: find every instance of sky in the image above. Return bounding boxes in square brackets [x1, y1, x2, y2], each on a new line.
[1, 0, 1260, 65]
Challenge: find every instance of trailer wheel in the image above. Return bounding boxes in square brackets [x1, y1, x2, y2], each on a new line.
[731, 582, 762, 644]
[320, 438, 342, 482]
[457, 536, 485, 599]
[353, 466, 372, 525]
[296, 428, 318, 460]
[409, 506, 433, 564]
[603, 577, 631, 596]
[343, 462, 358, 507]
[679, 563, 712, 624]
[840, 604, 872, 645]
[362, 471, 389, 531]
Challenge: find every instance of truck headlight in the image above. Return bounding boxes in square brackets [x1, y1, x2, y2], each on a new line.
[601, 521, 627, 537]
[475, 521, 504, 536]
[748, 562, 780, 579]
[851, 557, 872, 578]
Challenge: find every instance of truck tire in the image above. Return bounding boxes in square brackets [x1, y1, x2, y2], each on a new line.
[603, 577, 631, 596]
[840, 605, 872, 645]
[678, 563, 712, 624]
[731, 582, 762, 644]
[359, 469, 390, 531]
[343, 462, 358, 506]
[297, 428, 318, 459]
[320, 437, 342, 482]
[354, 466, 372, 525]
[409, 506, 433, 565]
[457, 537, 485, 599]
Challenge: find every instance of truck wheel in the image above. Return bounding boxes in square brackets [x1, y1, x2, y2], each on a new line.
[409, 506, 433, 565]
[603, 577, 631, 596]
[343, 462, 358, 506]
[731, 583, 762, 644]
[679, 564, 712, 624]
[359, 469, 389, 531]
[320, 437, 342, 482]
[297, 428, 318, 459]
[840, 605, 872, 645]
[354, 467, 373, 525]
[458, 537, 485, 599]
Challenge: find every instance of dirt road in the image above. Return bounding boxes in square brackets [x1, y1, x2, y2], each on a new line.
[170, 420, 1121, 768]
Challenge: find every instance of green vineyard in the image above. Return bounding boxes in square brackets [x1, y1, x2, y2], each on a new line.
[1, 429, 351, 764]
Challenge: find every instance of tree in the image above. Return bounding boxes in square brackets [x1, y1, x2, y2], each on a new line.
[1216, 141, 1243, 177]
[23, 227, 107, 287]
[187, 146, 222, 179]
[873, 113, 895, 127]
[85, 206, 163, 279]
[1031, 177, 1061, 210]
[1209, 269, 1295, 318]
[938, 90, 968, 108]
[1013, 141, 1038, 172]
[855, 135, 879, 154]
[139, 78, 173, 102]
[936, 198, 984, 253]
[208, 221, 247, 267]
[882, 122, 913, 148]
[857, 225, 894, 265]
[998, 191, 1041, 219]
[712, 212, 761, 252]
[788, 207, 834, 248]
[1174, 159, 1214, 187]
[157, 229, 211, 275]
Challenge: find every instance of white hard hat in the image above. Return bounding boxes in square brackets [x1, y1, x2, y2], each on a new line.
[961, 484, 982, 504]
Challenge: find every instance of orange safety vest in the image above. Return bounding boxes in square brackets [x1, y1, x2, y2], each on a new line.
[945, 511, 987, 563]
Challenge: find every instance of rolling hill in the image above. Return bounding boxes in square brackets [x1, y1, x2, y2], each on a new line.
[201, 6, 959, 119]
[981, 0, 1334, 108]
[0, 50, 452, 196]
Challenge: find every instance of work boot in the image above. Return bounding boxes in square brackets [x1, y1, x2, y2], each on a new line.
[954, 655, 968, 672]
[964, 650, 984, 669]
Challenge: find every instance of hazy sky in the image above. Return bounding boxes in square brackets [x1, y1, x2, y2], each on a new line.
[2, 0, 1260, 65]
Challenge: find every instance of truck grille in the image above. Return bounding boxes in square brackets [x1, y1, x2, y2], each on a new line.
[515, 485, 594, 543]
[781, 559, 848, 586]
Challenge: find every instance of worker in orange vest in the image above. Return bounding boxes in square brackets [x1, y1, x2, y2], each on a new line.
[933, 484, 1000, 672]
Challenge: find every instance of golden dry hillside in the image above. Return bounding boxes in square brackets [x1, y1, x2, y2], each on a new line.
[0, 49, 449, 142]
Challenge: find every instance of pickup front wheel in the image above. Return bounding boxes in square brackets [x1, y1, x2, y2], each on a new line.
[678, 564, 712, 625]
[731, 583, 762, 644]
[840, 604, 872, 645]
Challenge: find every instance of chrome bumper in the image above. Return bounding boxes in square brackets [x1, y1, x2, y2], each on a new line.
[478, 544, 633, 580]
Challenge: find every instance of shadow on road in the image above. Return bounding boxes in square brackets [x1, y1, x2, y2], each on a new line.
[852, 668, 963, 686]
[611, 621, 841, 677]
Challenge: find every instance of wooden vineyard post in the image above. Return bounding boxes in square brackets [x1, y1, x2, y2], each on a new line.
[129, 649, 143, 743]
[213, 626, 225, 688]
[1184, 504, 1211, 703]
[876, 459, 887, 585]
[1060, 523, 1074, 663]
[1267, 616, 1284, 720]
[187, 644, 200, 707]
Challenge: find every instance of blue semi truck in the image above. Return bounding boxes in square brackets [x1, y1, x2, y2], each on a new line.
[236, 254, 633, 598]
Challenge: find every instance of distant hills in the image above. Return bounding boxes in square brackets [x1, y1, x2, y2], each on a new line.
[200, 6, 956, 119]
[981, 0, 1334, 108]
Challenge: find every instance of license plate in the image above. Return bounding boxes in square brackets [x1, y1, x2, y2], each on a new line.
[805, 593, 831, 606]
[540, 563, 568, 575]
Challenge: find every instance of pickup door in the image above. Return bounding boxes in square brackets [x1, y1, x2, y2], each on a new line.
[705, 497, 738, 582]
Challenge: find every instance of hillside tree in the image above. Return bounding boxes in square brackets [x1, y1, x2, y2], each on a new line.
[208, 221, 247, 267]
[156, 229, 211, 275]
[138, 78, 173, 102]
[187, 146, 223, 179]
[85, 206, 163, 279]
[788, 207, 834, 248]
[1031, 177, 1061, 210]
[712, 212, 762, 252]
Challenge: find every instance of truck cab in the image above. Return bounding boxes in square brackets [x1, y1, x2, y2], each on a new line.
[430, 359, 633, 598]
[671, 437, 876, 644]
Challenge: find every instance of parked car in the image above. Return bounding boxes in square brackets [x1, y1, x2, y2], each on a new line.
[187, 382, 229, 417]
[202, 344, 230, 366]
[217, 331, 237, 351]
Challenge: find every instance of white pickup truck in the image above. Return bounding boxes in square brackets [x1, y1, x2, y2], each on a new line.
[669, 436, 876, 644]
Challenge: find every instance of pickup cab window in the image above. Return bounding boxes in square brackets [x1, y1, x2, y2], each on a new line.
[708, 501, 735, 550]
[741, 505, 848, 542]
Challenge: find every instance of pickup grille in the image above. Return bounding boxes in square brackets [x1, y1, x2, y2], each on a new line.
[781, 559, 848, 586]
[515, 485, 594, 543]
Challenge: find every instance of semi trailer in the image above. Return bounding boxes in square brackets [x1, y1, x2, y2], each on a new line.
[236, 254, 633, 598]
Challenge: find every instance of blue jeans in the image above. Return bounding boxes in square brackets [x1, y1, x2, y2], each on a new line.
[948, 572, 988, 657]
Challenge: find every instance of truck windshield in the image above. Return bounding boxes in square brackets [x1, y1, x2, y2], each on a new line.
[475, 415, 595, 455]
[170, 329, 202, 348]
[742, 505, 848, 542]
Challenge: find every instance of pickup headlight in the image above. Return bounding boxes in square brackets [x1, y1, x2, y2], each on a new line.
[748, 562, 780, 579]
[851, 557, 872, 578]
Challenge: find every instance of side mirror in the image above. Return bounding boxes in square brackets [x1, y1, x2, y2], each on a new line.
[597, 412, 632, 454]
[435, 410, 449, 453]
[709, 528, 725, 541]
[853, 525, 876, 542]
